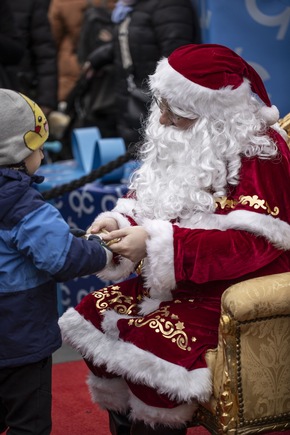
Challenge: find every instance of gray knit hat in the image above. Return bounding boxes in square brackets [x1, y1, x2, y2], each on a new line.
[0, 89, 49, 165]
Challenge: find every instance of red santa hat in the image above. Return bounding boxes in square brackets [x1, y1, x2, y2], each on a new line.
[150, 44, 279, 124]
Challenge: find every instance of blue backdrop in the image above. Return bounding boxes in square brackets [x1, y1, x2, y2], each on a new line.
[192, 0, 290, 117]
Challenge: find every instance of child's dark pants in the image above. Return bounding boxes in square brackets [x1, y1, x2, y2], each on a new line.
[0, 356, 52, 434]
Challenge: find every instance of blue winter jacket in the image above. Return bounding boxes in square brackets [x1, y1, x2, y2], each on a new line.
[0, 168, 107, 368]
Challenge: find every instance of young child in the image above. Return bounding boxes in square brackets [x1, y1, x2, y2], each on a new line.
[0, 89, 112, 434]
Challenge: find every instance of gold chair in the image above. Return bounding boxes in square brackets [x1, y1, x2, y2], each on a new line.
[279, 113, 290, 147]
[193, 272, 290, 434]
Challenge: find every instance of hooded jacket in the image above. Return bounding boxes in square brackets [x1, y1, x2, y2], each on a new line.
[0, 168, 107, 368]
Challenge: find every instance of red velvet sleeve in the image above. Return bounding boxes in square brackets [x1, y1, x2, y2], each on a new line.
[173, 225, 282, 284]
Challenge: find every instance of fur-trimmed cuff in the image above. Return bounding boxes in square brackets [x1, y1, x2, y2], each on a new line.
[113, 197, 138, 220]
[92, 210, 136, 281]
[97, 255, 135, 282]
[142, 219, 176, 300]
[93, 210, 132, 231]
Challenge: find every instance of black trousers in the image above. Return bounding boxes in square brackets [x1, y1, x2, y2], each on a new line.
[0, 356, 52, 435]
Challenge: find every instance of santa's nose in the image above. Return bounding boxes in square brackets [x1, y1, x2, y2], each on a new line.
[159, 111, 173, 126]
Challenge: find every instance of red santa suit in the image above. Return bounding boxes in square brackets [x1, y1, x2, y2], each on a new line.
[59, 45, 290, 428]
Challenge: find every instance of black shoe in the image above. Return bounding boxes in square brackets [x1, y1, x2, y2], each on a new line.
[130, 421, 187, 435]
[109, 411, 131, 435]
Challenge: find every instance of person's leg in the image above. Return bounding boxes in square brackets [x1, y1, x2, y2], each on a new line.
[0, 399, 8, 434]
[83, 361, 132, 435]
[130, 421, 187, 434]
[1, 357, 52, 435]
[109, 410, 131, 435]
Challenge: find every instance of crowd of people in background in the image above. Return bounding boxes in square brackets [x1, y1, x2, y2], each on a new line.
[0, 0, 201, 159]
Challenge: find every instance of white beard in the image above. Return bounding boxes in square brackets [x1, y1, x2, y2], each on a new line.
[130, 108, 221, 221]
[130, 105, 278, 222]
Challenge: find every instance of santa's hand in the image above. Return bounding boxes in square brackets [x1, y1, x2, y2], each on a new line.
[102, 226, 148, 263]
[88, 217, 119, 235]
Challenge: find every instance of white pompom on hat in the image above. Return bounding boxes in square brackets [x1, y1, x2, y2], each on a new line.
[149, 44, 279, 125]
[0, 89, 49, 166]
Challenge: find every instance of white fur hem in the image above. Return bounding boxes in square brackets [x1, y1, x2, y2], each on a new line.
[59, 308, 212, 403]
[142, 219, 175, 300]
[86, 373, 197, 427]
[86, 373, 130, 413]
[129, 393, 197, 428]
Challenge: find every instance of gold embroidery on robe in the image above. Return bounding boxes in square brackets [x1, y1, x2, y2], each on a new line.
[215, 195, 279, 216]
[128, 305, 197, 352]
[92, 286, 137, 315]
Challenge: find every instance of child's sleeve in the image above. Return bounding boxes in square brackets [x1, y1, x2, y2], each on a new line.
[12, 201, 111, 280]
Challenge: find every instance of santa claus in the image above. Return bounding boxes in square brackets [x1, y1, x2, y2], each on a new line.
[59, 44, 290, 435]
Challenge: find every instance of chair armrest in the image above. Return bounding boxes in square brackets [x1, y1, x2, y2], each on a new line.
[197, 272, 290, 435]
[204, 272, 290, 434]
[221, 272, 290, 321]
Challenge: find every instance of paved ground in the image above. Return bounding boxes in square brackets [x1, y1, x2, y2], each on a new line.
[52, 343, 82, 364]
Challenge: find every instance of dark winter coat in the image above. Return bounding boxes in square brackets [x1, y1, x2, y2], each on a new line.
[0, 0, 24, 88]
[48, 0, 115, 102]
[0, 169, 108, 369]
[7, 0, 58, 112]
[89, 0, 201, 149]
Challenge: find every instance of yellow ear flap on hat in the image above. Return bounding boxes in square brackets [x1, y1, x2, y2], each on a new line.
[20, 94, 49, 151]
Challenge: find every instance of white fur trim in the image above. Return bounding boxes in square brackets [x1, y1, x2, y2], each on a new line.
[93, 198, 139, 227]
[129, 393, 197, 428]
[96, 255, 135, 282]
[104, 247, 113, 265]
[218, 210, 290, 250]
[142, 219, 175, 300]
[271, 122, 289, 143]
[179, 210, 290, 251]
[138, 296, 163, 316]
[93, 210, 131, 231]
[92, 210, 136, 281]
[101, 309, 137, 339]
[113, 197, 139, 221]
[150, 58, 278, 124]
[86, 373, 130, 412]
[59, 308, 212, 403]
[260, 105, 279, 125]
[86, 368, 198, 427]
[92, 202, 141, 281]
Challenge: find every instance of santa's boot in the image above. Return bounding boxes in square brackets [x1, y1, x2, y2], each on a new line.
[109, 410, 131, 435]
[130, 420, 187, 435]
